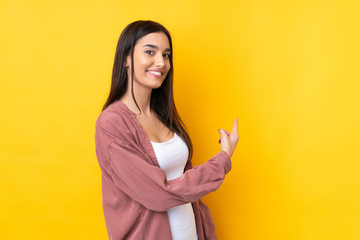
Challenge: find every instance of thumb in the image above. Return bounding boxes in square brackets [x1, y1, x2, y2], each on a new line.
[218, 129, 228, 138]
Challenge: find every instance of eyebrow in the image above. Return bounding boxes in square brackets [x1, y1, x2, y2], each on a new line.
[143, 44, 171, 52]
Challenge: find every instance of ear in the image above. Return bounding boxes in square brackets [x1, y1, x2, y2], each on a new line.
[124, 55, 131, 68]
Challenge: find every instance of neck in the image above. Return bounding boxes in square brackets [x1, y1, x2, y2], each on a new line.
[120, 80, 152, 115]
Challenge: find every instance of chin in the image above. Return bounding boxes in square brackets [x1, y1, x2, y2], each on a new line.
[151, 83, 164, 89]
[136, 78, 165, 90]
[148, 79, 165, 89]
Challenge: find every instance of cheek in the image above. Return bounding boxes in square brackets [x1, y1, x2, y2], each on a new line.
[133, 54, 148, 69]
[166, 61, 171, 70]
[141, 59, 154, 71]
[133, 61, 147, 75]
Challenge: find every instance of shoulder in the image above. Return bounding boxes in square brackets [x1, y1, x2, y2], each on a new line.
[95, 100, 137, 142]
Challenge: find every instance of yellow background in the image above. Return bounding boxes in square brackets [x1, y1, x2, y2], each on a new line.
[1, 0, 359, 239]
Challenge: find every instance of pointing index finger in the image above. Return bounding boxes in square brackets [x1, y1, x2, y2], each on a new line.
[232, 118, 238, 134]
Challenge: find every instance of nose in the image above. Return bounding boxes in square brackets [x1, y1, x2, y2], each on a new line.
[155, 53, 165, 67]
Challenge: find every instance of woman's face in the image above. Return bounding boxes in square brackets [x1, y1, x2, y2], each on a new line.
[126, 31, 171, 90]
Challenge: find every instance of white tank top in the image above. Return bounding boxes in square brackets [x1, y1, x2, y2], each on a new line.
[151, 132, 198, 240]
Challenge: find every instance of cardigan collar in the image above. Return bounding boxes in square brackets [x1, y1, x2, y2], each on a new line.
[112, 100, 160, 168]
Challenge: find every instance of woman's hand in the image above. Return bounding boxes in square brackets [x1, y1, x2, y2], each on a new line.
[218, 118, 239, 158]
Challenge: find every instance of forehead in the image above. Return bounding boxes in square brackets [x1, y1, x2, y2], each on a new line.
[136, 32, 170, 50]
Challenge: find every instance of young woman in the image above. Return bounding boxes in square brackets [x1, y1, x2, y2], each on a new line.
[95, 20, 239, 240]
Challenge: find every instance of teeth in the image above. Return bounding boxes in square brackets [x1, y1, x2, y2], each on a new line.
[148, 70, 162, 76]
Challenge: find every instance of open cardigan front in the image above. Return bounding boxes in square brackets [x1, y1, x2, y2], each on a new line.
[95, 100, 231, 240]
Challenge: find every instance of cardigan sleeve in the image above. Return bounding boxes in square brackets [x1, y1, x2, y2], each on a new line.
[95, 114, 231, 213]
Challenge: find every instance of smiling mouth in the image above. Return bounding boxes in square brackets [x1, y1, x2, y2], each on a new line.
[146, 70, 163, 77]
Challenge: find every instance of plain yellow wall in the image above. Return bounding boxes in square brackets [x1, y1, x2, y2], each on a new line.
[1, 0, 360, 239]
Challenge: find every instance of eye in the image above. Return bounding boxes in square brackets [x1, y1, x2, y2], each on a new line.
[163, 53, 171, 58]
[145, 50, 154, 55]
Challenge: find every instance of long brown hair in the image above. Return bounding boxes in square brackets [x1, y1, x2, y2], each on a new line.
[102, 20, 193, 161]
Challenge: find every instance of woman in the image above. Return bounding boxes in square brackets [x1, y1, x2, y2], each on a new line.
[95, 20, 239, 240]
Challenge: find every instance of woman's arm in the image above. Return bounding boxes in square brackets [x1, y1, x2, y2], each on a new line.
[95, 123, 231, 212]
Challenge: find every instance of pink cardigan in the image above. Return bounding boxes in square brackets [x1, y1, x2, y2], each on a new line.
[95, 100, 231, 239]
